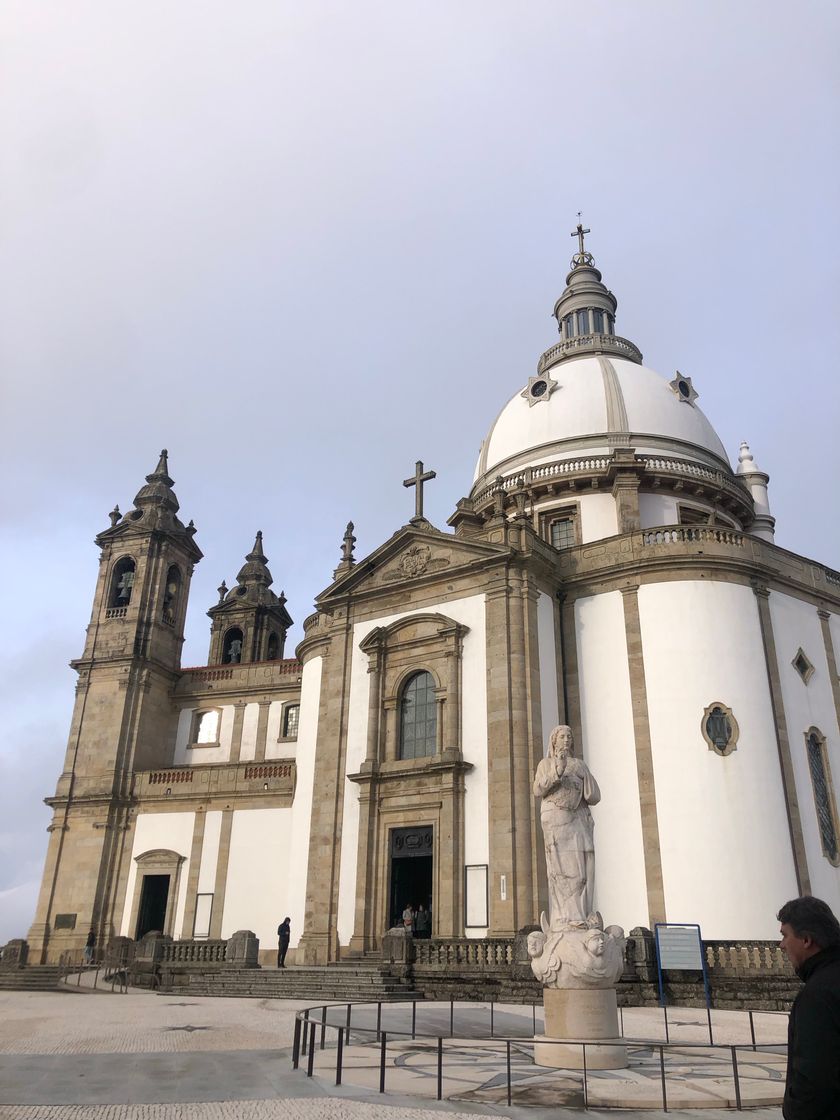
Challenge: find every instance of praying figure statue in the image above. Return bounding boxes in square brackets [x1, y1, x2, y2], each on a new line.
[533, 725, 600, 931]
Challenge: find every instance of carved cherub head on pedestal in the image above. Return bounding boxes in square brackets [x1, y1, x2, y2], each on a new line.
[527, 911, 626, 990]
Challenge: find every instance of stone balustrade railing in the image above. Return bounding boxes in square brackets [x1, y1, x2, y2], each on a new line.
[704, 941, 792, 977]
[642, 525, 745, 548]
[160, 939, 227, 964]
[537, 333, 643, 372]
[414, 939, 515, 969]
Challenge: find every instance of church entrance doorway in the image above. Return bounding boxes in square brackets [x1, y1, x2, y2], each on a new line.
[389, 826, 433, 933]
[136, 874, 170, 939]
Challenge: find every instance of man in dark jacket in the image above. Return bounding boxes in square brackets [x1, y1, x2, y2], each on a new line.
[277, 917, 291, 968]
[778, 896, 840, 1119]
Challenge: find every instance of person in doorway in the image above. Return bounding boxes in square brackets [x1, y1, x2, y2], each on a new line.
[778, 895, 840, 1119]
[414, 904, 430, 939]
[83, 929, 96, 966]
[277, 917, 291, 968]
[402, 903, 415, 935]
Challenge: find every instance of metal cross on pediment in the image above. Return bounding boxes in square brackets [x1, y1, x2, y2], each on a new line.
[571, 213, 590, 257]
[403, 460, 436, 522]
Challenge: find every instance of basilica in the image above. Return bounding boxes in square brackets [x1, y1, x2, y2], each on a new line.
[29, 231, 840, 965]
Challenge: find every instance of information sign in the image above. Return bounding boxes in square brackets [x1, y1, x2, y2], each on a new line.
[656, 924, 703, 969]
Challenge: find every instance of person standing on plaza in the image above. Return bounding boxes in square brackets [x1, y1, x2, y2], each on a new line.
[277, 917, 291, 968]
[778, 896, 840, 1119]
[402, 903, 415, 935]
[83, 929, 96, 966]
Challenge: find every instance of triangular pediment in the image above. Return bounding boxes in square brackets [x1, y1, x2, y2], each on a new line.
[316, 522, 509, 603]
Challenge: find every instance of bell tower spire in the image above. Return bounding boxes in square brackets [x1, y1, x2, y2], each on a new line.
[207, 531, 293, 664]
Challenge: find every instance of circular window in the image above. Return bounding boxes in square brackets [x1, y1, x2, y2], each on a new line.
[531, 380, 548, 398]
[678, 380, 691, 399]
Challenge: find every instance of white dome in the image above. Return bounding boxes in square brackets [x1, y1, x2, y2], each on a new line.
[473, 356, 729, 484]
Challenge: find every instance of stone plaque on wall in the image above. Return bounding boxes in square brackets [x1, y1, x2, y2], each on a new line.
[54, 913, 77, 930]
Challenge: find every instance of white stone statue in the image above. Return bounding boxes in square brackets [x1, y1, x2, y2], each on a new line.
[533, 724, 600, 930]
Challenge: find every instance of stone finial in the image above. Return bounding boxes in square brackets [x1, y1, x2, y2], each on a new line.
[737, 441, 759, 474]
[217, 580, 228, 603]
[236, 532, 273, 587]
[108, 505, 121, 527]
[341, 521, 357, 565]
[186, 519, 197, 536]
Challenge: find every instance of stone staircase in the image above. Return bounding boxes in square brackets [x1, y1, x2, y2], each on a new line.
[167, 961, 416, 1001]
[0, 966, 63, 991]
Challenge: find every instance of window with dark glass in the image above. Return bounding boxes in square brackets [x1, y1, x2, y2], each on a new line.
[577, 310, 589, 335]
[266, 632, 280, 660]
[282, 704, 299, 739]
[399, 671, 437, 760]
[806, 730, 839, 863]
[593, 309, 604, 332]
[550, 517, 576, 550]
[564, 315, 574, 338]
[110, 557, 136, 608]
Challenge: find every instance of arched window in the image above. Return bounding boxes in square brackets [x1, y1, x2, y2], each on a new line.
[399, 671, 437, 760]
[223, 628, 244, 664]
[266, 632, 280, 661]
[110, 557, 136, 608]
[282, 704, 300, 739]
[805, 729, 840, 865]
[163, 565, 181, 624]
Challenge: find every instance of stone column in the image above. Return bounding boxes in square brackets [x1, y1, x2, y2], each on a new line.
[181, 811, 207, 939]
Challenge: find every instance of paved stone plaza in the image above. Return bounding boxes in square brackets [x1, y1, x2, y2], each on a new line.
[0, 986, 786, 1119]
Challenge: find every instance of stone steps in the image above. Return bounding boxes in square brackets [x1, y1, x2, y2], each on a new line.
[168, 964, 416, 1002]
[0, 966, 62, 991]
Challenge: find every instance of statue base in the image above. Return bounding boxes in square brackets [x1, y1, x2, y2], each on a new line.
[533, 986, 627, 1070]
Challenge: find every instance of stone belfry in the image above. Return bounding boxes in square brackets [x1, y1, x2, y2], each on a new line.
[207, 531, 292, 664]
[28, 452, 202, 963]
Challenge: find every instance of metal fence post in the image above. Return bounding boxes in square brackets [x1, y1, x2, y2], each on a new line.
[506, 1039, 511, 1107]
[320, 1005, 327, 1051]
[731, 1046, 742, 1111]
[306, 1023, 316, 1077]
[379, 1032, 387, 1093]
[582, 1043, 589, 1110]
[335, 1027, 344, 1085]
[411, 1001, 416, 1040]
[490, 1000, 494, 1038]
[292, 1018, 301, 1069]
[450, 999, 454, 1037]
[437, 1036, 443, 1101]
[659, 1045, 668, 1112]
[376, 1001, 382, 1042]
[346, 1002, 351, 1048]
[748, 1010, 756, 1050]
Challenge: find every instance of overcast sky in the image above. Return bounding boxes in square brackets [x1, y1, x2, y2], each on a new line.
[1, 0, 838, 945]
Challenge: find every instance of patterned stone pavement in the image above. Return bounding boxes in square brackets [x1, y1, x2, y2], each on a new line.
[0, 988, 785, 1119]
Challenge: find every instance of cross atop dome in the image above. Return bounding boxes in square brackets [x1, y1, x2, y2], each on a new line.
[570, 213, 595, 269]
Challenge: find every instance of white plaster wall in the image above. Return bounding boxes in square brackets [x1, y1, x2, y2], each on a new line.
[222, 808, 291, 943]
[120, 812, 195, 938]
[197, 810, 222, 893]
[173, 706, 234, 766]
[638, 492, 679, 529]
[638, 581, 798, 938]
[284, 655, 322, 947]
[575, 592, 649, 930]
[238, 703, 259, 762]
[769, 592, 840, 910]
[578, 492, 619, 542]
[336, 594, 489, 944]
[537, 592, 560, 741]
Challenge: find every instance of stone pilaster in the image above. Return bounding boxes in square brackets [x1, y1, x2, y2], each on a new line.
[620, 585, 666, 927]
[181, 810, 208, 939]
[209, 809, 234, 938]
[254, 701, 271, 763]
[818, 609, 840, 738]
[753, 582, 811, 894]
[229, 703, 246, 764]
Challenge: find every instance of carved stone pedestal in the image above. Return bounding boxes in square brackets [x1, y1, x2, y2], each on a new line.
[533, 986, 627, 1070]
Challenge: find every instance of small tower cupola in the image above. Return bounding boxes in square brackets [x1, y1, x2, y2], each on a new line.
[737, 441, 776, 543]
[539, 220, 643, 374]
[207, 531, 293, 665]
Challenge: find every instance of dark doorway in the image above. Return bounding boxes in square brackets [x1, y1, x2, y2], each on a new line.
[136, 874, 170, 939]
[389, 826, 433, 932]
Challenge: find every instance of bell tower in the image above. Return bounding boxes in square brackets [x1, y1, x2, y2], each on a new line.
[207, 531, 292, 664]
[28, 451, 202, 962]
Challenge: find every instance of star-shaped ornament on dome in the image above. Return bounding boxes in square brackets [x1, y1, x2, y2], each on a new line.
[668, 371, 699, 406]
[521, 371, 559, 408]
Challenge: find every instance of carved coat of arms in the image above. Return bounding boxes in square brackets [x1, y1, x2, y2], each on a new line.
[399, 545, 431, 578]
